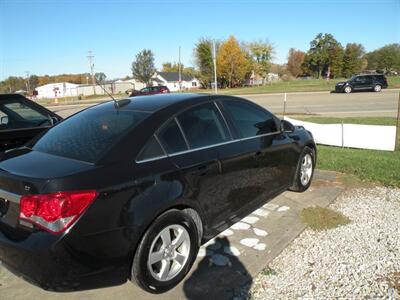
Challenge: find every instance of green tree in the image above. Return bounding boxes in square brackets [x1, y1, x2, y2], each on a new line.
[217, 36, 251, 88]
[287, 48, 306, 77]
[30, 75, 39, 90]
[342, 43, 366, 78]
[131, 49, 156, 85]
[366, 44, 400, 72]
[303, 33, 342, 78]
[95, 72, 107, 83]
[194, 38, 215, 88]
[248, 40, 274, 84]
[329, 44, 344, 78]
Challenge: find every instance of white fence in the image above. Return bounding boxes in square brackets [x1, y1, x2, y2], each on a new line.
[285, 117, 397, 151]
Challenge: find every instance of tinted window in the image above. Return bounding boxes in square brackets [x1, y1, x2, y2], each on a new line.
[34, 105, 150, 163]
[137, 136, 164, 161]
[223, 100, 277, 138]
[158, 119, 188, 154]
[0, 101, 48, 130]
[177, 102, 230, 149]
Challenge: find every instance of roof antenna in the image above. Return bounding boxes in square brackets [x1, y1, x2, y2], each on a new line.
[94, 77, 120, 109]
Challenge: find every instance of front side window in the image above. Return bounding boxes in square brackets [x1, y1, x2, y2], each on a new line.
[157, 119, 188, 154]
[223, 100, 278, 138]
[177, 102, 230, 149]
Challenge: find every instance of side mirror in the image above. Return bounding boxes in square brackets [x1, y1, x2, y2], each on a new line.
[1, 116, 9, 125]
[281, 119, 295, 133]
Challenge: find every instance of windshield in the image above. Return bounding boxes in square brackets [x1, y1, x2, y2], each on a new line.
[33, 104, 150, 163]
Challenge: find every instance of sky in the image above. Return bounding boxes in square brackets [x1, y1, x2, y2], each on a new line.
[0, 0, 399, 80]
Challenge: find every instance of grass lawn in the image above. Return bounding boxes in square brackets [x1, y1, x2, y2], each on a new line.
[296, 116, 400, 187]
[295, 116, 397, 126]
[191, 76, 400, 95]
[317, 145, 400, 187]
[300, 206, 351, 231]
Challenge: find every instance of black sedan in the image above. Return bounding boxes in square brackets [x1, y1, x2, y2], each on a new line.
[0, 94, 62, 151]
[0, 94, 316, 294]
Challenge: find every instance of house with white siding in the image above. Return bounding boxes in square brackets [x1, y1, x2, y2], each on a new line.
[151, 72, 200, 92]
[35, 82, 79, 99]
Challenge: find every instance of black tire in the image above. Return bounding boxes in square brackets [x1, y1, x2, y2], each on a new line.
[344, 86, 352, 93]
[373, 84, 382, 92]
[289, 146, 315, 192]
[131, 209, 199, 294]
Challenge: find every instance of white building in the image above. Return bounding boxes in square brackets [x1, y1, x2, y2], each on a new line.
[35, 82, 79, 99]
[151, 72, 200, 92]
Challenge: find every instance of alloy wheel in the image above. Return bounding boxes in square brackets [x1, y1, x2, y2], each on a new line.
[300, 154, 313, 186]
[147, 224, 191, 282]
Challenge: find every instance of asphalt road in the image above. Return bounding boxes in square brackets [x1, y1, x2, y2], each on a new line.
[49, 89, 399, 119]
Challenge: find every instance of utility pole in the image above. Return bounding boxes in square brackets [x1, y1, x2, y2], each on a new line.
[178, 46, 182, 92]
[25, 71, 30, 94]
[87, 50, 96, 95]
[212, 41, 217, 94]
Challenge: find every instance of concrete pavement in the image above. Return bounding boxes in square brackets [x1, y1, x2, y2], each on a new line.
[0, 170, 344, 300]
[48, 89, 399, 119]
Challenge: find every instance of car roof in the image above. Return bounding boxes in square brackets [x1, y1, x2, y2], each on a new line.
[0, 93, 27, 101]
[99, 93, 210, 113]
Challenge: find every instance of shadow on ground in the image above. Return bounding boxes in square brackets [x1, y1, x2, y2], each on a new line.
[183, 237, 252, 300]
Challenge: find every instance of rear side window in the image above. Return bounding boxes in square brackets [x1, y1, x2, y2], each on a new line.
[136, 136, 165, 161]
[34, 105, 150, 163]
[157, 119, 188, 154]
[223, 100, 278, 138]
[177, 102, 230, 149]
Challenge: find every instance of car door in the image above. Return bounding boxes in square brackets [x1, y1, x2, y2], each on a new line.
[160, 102, 234, 230]
[217, 98, 298, 213]
[0, 98, 60, 151]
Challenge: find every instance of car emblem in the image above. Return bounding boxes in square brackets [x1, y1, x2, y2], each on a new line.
[0, 198, 9, 217]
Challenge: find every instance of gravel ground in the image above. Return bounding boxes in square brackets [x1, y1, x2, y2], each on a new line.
[239, 187, 400, 299]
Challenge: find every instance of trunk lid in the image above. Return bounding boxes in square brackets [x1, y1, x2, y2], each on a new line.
[0, 149, 95, 230]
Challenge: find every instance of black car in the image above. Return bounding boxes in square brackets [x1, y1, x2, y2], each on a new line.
[130, 85, 170, 97]
[0, 94, 316, 294]
[0, 94, 62, 151]
[335, 74, 388, 93]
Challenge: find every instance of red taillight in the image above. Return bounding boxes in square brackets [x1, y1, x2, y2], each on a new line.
[19, 190, 97, 234]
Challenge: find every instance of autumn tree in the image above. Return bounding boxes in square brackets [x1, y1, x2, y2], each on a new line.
[162, 62, 180, 72]
[341, 43, 366, 78]
[194, 38, 215, 88]
[131, 49, 156, 85]
[287, 48, 305, 77]
[217, 36, 251, 88]
[248, 40, 273, 84]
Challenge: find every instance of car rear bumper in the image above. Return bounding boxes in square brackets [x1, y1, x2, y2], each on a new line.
[0, 224, 129, 291]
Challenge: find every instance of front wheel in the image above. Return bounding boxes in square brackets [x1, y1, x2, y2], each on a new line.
[344, 86, 352, 93]
[373, 84, 382, 92]
[289, 146, 315, 192]
[131, 210, 199, 294]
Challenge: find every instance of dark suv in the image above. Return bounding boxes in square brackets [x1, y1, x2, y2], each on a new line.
[130, 85, 170, 97]
[335, 74, 388, 93]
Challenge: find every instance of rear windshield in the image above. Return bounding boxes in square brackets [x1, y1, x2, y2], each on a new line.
[33, 105, 150, 163]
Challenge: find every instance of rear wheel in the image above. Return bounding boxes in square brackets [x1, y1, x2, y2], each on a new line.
[289, 146, 315, 192]
[344, 86, 352, 93]
[374, 84, 382, 92]
[131, 210, 199, 294]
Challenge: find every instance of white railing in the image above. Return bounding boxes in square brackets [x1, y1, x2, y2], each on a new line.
[285, 117, 397, 151]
